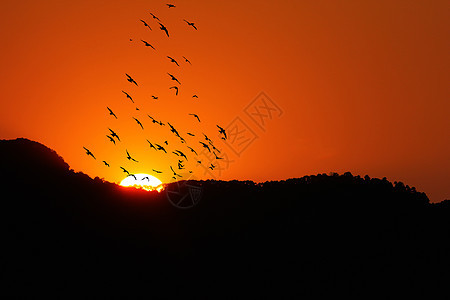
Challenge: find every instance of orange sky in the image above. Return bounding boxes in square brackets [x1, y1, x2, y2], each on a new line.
[0, 0, 449, 202]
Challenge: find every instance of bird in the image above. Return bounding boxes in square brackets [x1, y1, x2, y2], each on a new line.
[178, 161, 185, 169]
[187, 146, 197, 155]
[141, 40, 155, 49]
[120, 167, 130, 175]
[167, 56, 179, 66]
[83, 147, 95, 159]
[148, 115, 158, 124]
[106, 135, 116, 145]
[182, 56, 191, 65]
[126, 149, 138, 162]
[199, 141, 211, 152]
[158, 121, 165, 126]
[142, 176, 150, 182]
[152, 169, 162, 173]
[133, 117, 144, 129]
[125, 73, 138, 86]
[149, 12, 160, 21]
[166, 3, 176, 8]
[217, 125, 227, 139]
[158, 22, 169, 37]
[189, 113, 200, 122]
[167, 122, 180, 136]
[192, 94, 198, 98]
[187, 132, 195, 137]
[151, 95, 158, 100]
[155, 144, 167, 153]
[164, 140, 168, 145]
[172, 151, 180, 156]
[183, 19, 197, 30]
[170, 166, 182, 177]
[169, 86, 179, 96]
[147, 140, 157, 150]
[167, 73, 181, 84]
[214, 152, 223, 160]
[122, 90, 134, 103]
[140, 19, 152, 30]
[128, 174, 137, 181]
[203, 133, 212, 143]
[107, 107, 117, 119]
[209, 164, 215, 170]
[108, 128, 120, 141]
[176, 150, 188, 160]
[102, 161, 110, 167]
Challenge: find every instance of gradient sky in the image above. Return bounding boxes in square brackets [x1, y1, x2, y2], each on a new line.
[0, 0, 449, 202]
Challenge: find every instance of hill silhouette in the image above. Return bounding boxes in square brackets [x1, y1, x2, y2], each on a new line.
[1, 138, 449, 298]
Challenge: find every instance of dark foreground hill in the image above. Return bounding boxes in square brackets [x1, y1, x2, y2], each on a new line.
[0, 138, 449, 298]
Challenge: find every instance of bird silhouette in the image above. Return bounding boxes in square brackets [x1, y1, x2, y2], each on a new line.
[149, 12, 160, 21]
[83, 147, 96, 159]
[178, 161, 185, 169]
[128, 174, 137, 181]
[189, 113, 200, 122]
[120, 167, 130, 175]
[187, 132, 195, 137]
[125, 73, 138, 86]
[155, 144, 167, 153]
[167, 56, 179, 66]
[152, 169, 162, 173]
[106, 135, 116, 145]
[166, 4, 176, 8]
[151, 95, 158, 100]
[209, 164, 215, 170]
[182, 56, 191, 64]
[187, 146, 198, 155]
[102, 161, 110, 167]
[175, 150, 188, 160]
[142, 176, 150, 181]
[108, 128, 120, 141]
[140, 19, 152, 30]
[199, 141, 211, 152]
[133, 117, 144, 129]
[217, 125, 227, 139]
[148, 115, 158, 124]
[126, 150, 138, 162]
[107, 107, 117, 119]
[167, 122, 180, 137]
[203, 133, 212, 143]
[167, 73, 181, 84]
[169, 86, 179, 96]
[192, 94, 198, 98]
[164, 140, 168, 145]
[170, 166, 182, 177]
[158, 22, 169, 37]
[214, 152, 223, 160]
[122, 91, 134, 103]
[172, 151, 180, 156]
[141, 40, 156, 49]
[183, 19, 197, 30]
[147, 140, 157, 150]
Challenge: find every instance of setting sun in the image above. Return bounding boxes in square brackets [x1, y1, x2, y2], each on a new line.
[119, 173, 164, 192]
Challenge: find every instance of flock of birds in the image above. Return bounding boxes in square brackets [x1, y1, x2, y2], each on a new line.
[83, 3, 227, 184]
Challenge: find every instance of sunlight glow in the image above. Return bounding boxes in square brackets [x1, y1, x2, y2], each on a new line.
[119, 173, 164, 192]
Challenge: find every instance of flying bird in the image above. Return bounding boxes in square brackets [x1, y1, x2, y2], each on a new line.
[142, 176, 150, 182]
[209, 164, 215, 170]
[125, 73, 138, 86]
[149, 13, 160, 21]
[126, 149, 138, 162]
[152, 169, 162, 174]
[147, 140, 157, 150]
[214, 152, 223, 160]
[141, 40, 155, 49]
[167, 73, 181, 84]
[189, 113, 200, 122]
[187, 146, 197, 155]
[102, 161, 110, 167]
[108, 128, 120, 141]
[187, 132, 195, 137]
[120, 167, 130, 175]
[140, 19, 152, 30]
[151, 95, 158, 100]
[167, 56, 179, 66]
[128, 174, 137, 181]
[122, 91, 134, 103]
[106, 135, 116, 145]
[158, 22, 169, 37]
[133, 117, 144, 129]
[217, 125, 227, 139]
[175, 150, 188, 160]
[83, 147, 95, 159]
[183, 19, 197, 30]
[182, 56, 191, 65]
[169, 86, 179, 95]
[155, 144, 167, 153]
[192, 94, 198, 98]
[203, 133, 212, 143]
[166, 4, 176, 8]
[199, 141, 211, 152]
[170, 166, 182, 178]
[167, 122, 180, 136]
[107, 107, 117, 119]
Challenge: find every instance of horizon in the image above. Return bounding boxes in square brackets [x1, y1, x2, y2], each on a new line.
[0, 0, 448, 202]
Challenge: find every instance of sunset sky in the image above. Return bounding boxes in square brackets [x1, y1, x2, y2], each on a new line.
[0, 0, 448, 202]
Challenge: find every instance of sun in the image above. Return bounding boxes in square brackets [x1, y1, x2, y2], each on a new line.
[119, 173, 164, 192]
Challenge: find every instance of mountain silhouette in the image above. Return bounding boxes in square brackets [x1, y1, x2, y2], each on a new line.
[0, 138, 449, 298]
